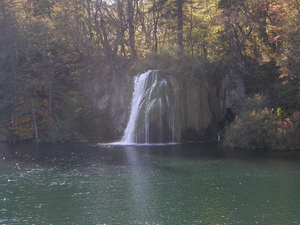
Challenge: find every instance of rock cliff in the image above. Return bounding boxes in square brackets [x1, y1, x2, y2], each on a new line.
[87, 64, 245, 142]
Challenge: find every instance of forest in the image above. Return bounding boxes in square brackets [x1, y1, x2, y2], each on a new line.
[0, 0, 299, 149]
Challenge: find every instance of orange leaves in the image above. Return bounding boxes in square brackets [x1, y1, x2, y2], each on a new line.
[8, 115, 34, 141]
[8, 78, 54, 141]
[224, 107, 300, 150]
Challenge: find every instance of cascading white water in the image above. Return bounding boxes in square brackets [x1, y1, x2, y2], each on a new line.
[121, 70, 153, 143]
[121, 70, 175, 144]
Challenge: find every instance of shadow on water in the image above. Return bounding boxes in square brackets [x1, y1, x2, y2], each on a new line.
[1, 142, 300, 167]
[0, 143, 129, 167]
[111, 141, 300, 164]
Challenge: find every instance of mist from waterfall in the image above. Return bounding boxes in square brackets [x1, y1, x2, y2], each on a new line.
[121, 70, 175, 144]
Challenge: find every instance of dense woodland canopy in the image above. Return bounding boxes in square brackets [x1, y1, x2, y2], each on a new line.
[0, 0, 299, 148]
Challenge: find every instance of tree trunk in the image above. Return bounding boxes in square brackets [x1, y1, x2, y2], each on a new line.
[188, 1, 193, 56]
[31, 99, 39, 142]
[127, 0, 137, 58]
[153, 21, 158, 52]
[95, 0, 114, 61]
[177, 0, 184, 51]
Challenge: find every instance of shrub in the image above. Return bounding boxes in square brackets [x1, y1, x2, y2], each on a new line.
[269, 83, 300, 115]
[223, 108, 277, 149]
[223, 108, 300, 150]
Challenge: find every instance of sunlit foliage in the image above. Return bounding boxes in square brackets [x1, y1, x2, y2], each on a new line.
[0, 0, 299, 145]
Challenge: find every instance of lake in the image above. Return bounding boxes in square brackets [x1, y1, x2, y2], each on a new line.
[1, 142, 300, 224]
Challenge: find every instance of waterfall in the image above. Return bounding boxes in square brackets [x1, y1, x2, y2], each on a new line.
[121, 70, 175, 144]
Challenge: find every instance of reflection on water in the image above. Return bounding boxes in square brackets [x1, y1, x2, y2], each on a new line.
[0, 143, 300, 224]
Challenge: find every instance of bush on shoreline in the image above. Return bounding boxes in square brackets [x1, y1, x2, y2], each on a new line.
[223, 108, 300, 151]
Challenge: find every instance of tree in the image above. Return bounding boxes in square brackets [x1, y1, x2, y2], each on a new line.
[277, 0, 300, 84]
[127, 0, 138, 58]
[177, 0, 184, 50]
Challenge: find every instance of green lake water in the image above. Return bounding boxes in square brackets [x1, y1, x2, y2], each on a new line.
[0, 142, 300, 224]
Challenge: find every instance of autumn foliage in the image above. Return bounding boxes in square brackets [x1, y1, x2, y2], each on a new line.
[0, 0, 299, 146]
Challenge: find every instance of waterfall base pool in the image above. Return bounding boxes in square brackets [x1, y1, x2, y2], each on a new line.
[1, 143, 300, 224]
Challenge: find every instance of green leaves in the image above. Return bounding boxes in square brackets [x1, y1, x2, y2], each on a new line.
[224, 105, 300, 150]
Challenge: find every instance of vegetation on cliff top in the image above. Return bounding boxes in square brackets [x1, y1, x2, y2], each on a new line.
[0, 0, 299, 149]
[223, 96, 300, 150]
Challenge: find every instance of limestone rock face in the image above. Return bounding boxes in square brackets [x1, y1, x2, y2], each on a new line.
[88, 68, 245, 142]
[222, 72, 246, 110]
[170, 73, 223, 142]
[171, 70, 245, 142]
[84, 68, 132, 139]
